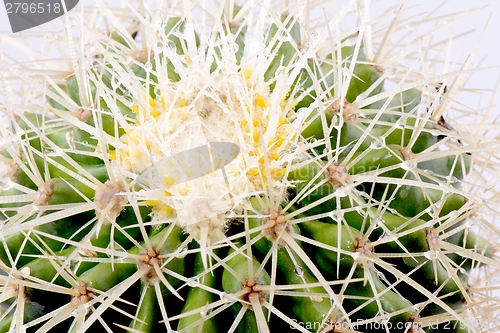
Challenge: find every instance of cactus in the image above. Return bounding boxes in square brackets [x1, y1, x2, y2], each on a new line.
[1, 1, 500, 332]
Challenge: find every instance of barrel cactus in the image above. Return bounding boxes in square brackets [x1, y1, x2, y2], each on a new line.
[1, 1, 499, 332]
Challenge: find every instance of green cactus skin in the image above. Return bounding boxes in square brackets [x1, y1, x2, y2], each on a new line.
[176, 244, 219, 333]
[299, 219, 415, 333]
[79, 225, 184, 295]
[128, 283, 160, 333]
[222, 243, 271, 333]
[248, 198, 336, 329]
[0, 2, 498, 333]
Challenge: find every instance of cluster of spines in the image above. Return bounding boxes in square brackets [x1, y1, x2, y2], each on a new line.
[0, 4, 497, 333]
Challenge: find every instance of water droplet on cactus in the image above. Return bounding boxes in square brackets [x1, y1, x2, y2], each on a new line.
[334, 187, 348, 197]
[446, 211, 459, 221]
[178, 247, 188, 258]
[385, 68, 397, 78]
[294, 265, 304, 277]
[463, 219, 475, 228]
[278, 150, 288, 158]
[186, 277, 199, 287]
[144, 61, 153, 71]
[422, 169, 434, 175]
[381, 232, 397, 243]
[276, 66, 288, 76]
[375, 217, 384, 229]
[167, 40, 177, 51]
[424, 250, 438, 260]
[387, 207, 399, 215]
[446, 175, 458, 183]
[86, 43, 96, 52]
[286, 109, 296, 120]
[115, 255, 127, 263]
[370, 138, 384, 149]
[231, 42, 239, 53]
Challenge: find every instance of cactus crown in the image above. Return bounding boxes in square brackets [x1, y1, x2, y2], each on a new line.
[1, 1, 500, 333]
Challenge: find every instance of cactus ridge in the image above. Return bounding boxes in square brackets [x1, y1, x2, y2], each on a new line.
[1, 1, 499, 333]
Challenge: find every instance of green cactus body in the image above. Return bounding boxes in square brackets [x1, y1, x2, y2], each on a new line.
[128, 283, 161, 333]
[248, 198, 336, 329]
[300, 219, 414, 332]
[176, 244, 219, 333]
[222, 243, 271, 333]
[0, 2, 498, 333]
